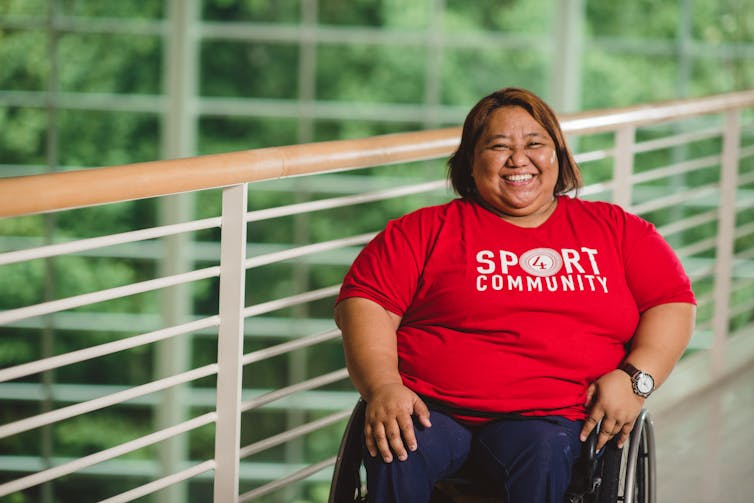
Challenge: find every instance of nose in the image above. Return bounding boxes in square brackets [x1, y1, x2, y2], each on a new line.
[506, 147, 528, 168]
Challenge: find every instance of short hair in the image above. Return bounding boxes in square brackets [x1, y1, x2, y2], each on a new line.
[447, 87, 582, 198]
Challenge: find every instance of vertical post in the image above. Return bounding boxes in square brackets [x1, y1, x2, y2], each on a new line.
[711, 110, 741, 377]
[550, 0, 584, 114]
[41, 2, 61, 502]
[213, 183, 248, 503]
[422, 0, 445, 128]
[613, 126, 636, 209]
[156, 1, 198, 502]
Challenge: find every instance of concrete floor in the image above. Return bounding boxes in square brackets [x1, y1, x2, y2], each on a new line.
[654, 362, 754, 502]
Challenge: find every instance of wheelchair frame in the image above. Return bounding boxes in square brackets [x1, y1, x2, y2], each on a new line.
[328, 400, 656, 503]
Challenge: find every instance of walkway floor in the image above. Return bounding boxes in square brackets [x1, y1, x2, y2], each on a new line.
[655, 361, 754, 502]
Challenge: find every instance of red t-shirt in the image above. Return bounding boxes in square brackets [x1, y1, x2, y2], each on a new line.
[336, 196, 696, 421]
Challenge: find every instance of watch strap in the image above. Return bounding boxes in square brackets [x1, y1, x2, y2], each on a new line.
[619, 362, 640, 378]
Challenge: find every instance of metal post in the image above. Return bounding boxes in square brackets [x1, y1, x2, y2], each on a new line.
[156, 1, 199, 502]
[711, 110, 741, 376]
[41, 2, 62, 502]
[613, 126, 636, 209]
[550, 0, 584, 114]
[213, 184, 248, 503]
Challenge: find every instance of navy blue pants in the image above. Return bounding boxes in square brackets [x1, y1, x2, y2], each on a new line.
[364, 409, 583, 503]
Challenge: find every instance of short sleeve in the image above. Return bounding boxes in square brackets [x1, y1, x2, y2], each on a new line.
[336, 217, 425, 317]
[623, 214, 696, 312]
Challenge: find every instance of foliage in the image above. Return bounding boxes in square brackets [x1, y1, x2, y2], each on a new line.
[0, 0, 753, 501]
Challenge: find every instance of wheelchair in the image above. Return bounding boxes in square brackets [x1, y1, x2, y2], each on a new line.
[329, 399, 655, 503]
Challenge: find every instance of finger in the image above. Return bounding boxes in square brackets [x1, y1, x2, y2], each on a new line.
[364, 427, 378, 458]
[580, 414, 600, 442]
[386, 425, 408, 461]
[584, 383, 596, 407]
[370, 424, 394, 463]
[397, 415, 418, 453]
[413, 398, 432, 429]
[597, 427, 619, 451]
[617, 422, 634, 449]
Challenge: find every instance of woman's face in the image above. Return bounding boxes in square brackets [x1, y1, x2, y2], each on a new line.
[471, 106, 559, 223]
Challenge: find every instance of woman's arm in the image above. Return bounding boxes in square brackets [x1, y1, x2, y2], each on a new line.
[581, 302, 696, 450]
[335, 297, 431, 463]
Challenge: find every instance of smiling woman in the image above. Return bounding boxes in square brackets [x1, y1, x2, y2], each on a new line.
[334, 87, 697, 503]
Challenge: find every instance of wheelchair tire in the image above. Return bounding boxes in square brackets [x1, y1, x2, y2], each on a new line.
[593, 442, 622, 503]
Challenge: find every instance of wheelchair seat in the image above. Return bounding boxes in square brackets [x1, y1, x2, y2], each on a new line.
[328, 399, 656, 503]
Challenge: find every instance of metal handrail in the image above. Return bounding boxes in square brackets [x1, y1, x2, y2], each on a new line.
[1, 91, 753, 218]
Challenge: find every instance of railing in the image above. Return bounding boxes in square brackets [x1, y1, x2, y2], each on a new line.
[1, 91, 754, 502]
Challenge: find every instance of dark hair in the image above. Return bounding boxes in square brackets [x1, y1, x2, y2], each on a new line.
[447, 87, 582, 198]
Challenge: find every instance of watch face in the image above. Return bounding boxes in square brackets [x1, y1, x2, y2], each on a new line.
[636, 373, 654, 393]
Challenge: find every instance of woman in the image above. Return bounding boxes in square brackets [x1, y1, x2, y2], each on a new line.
[334, 87, 696, 503]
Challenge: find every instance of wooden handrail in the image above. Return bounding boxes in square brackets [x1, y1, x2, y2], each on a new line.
[1, 90, 753, 218]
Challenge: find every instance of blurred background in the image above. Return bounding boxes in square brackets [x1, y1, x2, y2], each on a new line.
[0, 0, 752, 502]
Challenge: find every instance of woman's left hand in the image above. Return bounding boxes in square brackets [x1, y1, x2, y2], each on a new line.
[580, 369, 644, 451]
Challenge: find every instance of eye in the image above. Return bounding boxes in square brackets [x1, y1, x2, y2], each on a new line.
[490, 143, 510, 151]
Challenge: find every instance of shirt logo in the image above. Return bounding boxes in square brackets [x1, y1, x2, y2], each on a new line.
[474, 246, 607, 293]
[520, 248, 563, 277]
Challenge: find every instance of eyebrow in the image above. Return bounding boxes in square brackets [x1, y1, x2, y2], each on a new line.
[484, 132, 549, 141]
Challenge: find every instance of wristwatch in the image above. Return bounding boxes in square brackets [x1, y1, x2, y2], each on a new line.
[620, 362, 655, 398]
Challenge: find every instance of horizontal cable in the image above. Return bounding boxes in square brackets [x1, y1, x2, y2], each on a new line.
[732, 276, 754, 294]
[0, 316, 219, 383]
[629, 154, 720, 185]
[730, 300, 754, 320]
[239, 409, 352, 460]
[238, 456, 336, 503]
[242, 328, 341, 366]
[0, 217, 221, 266]
[674, 237, 718, 258]
[0, 15, 165, 35]
[737, 169, 754, 186]
[740, 144, 754, 160]
[687, 265, 716, 284]
[245, 233, 374, 269]
[578, 181, 614, 197]
[97, 459, 216, 503]
[734, 221, 754, 241]
[736, 246, 754, 261]
[632, 125, 723, 154]
[0, 412, 216, 498]
[573, 148, 614, 164]
[0, 266, 220, 325]
[656, 209, 718, 237]
[240, 368, 350, 413]
[243, 285, 341, 317]
[0, 365, 218, 440]
[632, 184, 718, 215]
[246, 179, 448, 222]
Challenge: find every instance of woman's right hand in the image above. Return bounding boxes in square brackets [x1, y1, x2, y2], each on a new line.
[364, 383, 432, 463]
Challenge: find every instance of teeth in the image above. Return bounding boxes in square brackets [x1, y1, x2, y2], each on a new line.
[505, 174, 533, 182]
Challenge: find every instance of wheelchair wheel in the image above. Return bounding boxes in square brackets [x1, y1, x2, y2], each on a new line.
[593, 410, 656, 503]
[621, 409, 656, 503]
